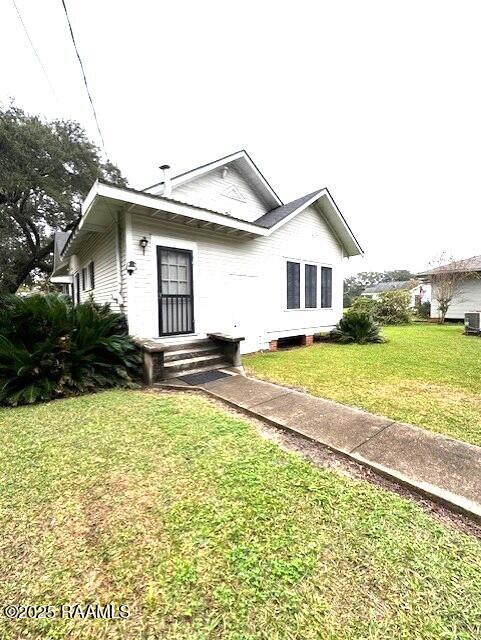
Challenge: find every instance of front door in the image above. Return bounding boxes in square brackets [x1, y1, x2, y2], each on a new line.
[157, 246, 194, 336]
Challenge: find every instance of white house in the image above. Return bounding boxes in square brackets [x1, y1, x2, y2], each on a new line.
[419, 255, 481, 320]
[361, 280, 431, 307]
[52, 150, 362, 380]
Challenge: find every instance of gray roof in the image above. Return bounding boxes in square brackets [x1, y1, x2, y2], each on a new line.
[419, 255, 481, 275]
[53, 231, 70, 263]
[363, 280, 411, 294]
[255, 190, 323, 228]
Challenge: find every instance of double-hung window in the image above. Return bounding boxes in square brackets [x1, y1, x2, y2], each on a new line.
[321, 266, 332, 308]
[305, 264, 317, 308]
[81, 261, 95, 291]
[287, 261, 300, 309]
[74, 272, 80, 305]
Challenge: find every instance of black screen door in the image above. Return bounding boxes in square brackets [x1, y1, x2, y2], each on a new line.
[157, 246, 194, 336]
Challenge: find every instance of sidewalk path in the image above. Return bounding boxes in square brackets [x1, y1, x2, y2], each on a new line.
[190, 375, 481, 522]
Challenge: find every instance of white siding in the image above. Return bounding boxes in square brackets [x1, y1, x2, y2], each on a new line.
[431, 276, 481, 320]
[151, 166, 271, 223]
[126, 204, 344, 353]
[70, 225, 121, 311]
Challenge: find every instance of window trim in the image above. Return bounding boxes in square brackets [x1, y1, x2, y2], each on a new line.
[284, 257, 333, 311]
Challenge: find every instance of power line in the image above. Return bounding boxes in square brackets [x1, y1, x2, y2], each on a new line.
[60, 0, 106, 152]
[12, 0, 57, 97]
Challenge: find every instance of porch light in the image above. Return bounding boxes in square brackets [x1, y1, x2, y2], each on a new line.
[139, 236, 148, 254]
[126, 260, 137, 276]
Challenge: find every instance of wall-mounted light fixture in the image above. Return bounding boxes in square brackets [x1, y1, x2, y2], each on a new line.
[126, 260, 137, 276]
[139, 236, 148, 255]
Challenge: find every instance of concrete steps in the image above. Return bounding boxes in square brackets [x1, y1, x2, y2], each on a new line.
[164, 345, 217, 363]
[162, 338, 229, 378]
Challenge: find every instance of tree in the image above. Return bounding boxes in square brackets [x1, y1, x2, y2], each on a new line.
[0, 103, 126, 294]
[343, 272, 384, 307]
[426, 254, 479, 323]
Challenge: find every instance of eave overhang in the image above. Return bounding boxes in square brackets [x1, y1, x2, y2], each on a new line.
[61, 181, 268, 258]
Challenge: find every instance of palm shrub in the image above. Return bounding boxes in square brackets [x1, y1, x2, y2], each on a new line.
[0, 294, 140, 406]
[329, 309, 385, 344]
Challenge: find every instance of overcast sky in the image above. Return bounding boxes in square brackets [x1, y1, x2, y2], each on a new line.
[2, 0, 480, 274]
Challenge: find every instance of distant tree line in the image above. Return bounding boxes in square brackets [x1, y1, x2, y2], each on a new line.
[343, 270, 414, 307]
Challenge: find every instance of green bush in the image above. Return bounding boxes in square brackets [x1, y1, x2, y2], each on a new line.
[416, 301, 431, 319]
[0, 294, 140, 406]
[352, 290, 412, 325]
[376, 290, 412, 325]
[329, 309, 385, 344]
[351, 296, 378, 314]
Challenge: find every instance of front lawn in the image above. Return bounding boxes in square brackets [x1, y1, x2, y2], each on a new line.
[245, 323, 481, 447]
[1, 390, 480, 639]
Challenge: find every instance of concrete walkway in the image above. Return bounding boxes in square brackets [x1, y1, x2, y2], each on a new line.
[188, 375, 481, 522]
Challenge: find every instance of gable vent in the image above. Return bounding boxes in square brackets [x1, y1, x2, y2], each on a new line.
[222, 184, 246, 203]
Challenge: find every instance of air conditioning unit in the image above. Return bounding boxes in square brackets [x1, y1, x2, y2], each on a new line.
[464, 312, 481, 335]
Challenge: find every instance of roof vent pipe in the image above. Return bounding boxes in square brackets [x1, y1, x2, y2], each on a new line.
[159, 164, 171, 197]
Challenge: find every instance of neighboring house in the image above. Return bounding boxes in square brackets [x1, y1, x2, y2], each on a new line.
[419, 255, 481, 320]
[51, 150, 362, 376]
[361, 280, 430, 307]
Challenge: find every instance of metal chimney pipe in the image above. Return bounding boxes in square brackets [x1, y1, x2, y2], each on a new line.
[159, 164, 171, 197]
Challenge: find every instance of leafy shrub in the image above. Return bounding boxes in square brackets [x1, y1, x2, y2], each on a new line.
[329, 309, 385, 344]
[351, 296, 378, 314]
[416, 301, 431, 319]
[376, 290, 412, 325]
[351, 290, 412, 325]
[0, 294, 140, 406]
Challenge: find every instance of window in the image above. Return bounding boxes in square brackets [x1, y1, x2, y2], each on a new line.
[81, 262, 95, 291]
[321, 266, 332, 308]
[75, 272, 80, 305]
[305, 264, 317, 308]
[287, 261, 300, 309]
[89, 261, 95, 290]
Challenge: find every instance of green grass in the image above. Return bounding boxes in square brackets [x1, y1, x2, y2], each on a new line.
[245, 323, 481, 447]
[1, 390, 481, 639]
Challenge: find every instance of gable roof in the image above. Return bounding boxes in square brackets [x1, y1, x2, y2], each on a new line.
[255, 190, 322, 228]
[419, 255, 481, 276]
[57, 151, 363, 263]
[363, 280, 412, 294]
[255, 187, 362, 256]
[144, 150, 283, 209]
